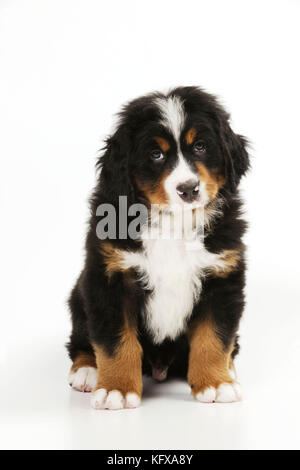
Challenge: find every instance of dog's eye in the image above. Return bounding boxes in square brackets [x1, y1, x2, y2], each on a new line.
[193, 140, 206, 154]
[150, 149, 165, 162]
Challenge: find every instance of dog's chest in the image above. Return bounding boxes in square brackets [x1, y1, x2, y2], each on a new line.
[140, 237, 203, 343]
[122, 217, 224, 344]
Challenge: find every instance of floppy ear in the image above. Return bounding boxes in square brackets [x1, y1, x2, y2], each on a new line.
[221, 121, 250, 193]
[99, 125, 135, 203]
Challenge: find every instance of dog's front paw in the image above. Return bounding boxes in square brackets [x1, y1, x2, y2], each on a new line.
[194, 382, 242, 403]
[69, 367, 97, 392]
[91, 388, 141, 410]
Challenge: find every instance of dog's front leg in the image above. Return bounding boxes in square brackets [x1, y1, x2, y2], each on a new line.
[91, 320, 143, 410]
[187, 318, 241, 403]
[86, 274, 143, 410]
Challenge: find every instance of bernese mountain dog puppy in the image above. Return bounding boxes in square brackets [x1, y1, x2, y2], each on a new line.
[67, 86, 250, 410]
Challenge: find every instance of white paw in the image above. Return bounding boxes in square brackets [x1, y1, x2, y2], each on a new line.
[195, 386, 217, 403]
[91, 389, 141, 410]
[69, 367, 97, 392]
[195, 382, 242, 403]
[125, 392, 141, 408]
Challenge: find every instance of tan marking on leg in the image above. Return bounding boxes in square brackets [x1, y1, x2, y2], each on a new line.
[208, 249, 241, 278]
[92, 319, 143, 397]
[195, 162, 225, 201]
[100, 242, 128, 279]
[185, 127, 197, 145]
[71, 352, 97, 372]
[154, 136, 170, 152]
[187, 320, 233, 397]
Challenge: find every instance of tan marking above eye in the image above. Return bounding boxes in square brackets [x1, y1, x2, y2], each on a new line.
[154, 137, 170, 152]
[185, 127, 197, 145]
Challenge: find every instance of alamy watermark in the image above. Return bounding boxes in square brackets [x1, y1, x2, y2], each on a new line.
[96, 196, 205, 241]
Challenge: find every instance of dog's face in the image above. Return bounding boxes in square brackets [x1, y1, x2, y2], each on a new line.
[100, 87, 249, 208]
[131, 94, 227, 208]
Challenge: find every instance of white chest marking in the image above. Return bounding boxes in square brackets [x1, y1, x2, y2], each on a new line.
[121, 219, 227, 344]
[140, 237, 203, 343]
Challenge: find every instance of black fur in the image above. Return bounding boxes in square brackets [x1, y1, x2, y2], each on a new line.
[67, 86, 249, 383]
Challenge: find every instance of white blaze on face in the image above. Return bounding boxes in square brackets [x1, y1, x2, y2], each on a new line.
[155, 95, 208, 207]
[164, 154, 198, 205]
[155, 95, 186, 143]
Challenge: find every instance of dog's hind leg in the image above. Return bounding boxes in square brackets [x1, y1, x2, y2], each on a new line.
[67, 276, 97, 392]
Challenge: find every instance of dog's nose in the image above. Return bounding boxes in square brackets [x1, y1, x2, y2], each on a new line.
[176, 180, 199, 202]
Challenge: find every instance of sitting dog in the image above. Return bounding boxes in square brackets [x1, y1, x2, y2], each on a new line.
[67, 86, 249, 409]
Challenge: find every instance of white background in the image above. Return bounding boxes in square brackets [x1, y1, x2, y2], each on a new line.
[1, 0, 300, 450]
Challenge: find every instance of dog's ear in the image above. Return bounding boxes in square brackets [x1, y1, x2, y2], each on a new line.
[220, 119, 250, 193]
[98, 124, 135, 203]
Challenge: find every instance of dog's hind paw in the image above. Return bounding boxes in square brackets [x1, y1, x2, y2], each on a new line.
[69, 367, 97, 392]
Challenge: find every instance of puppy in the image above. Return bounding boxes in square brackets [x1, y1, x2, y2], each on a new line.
[67, 86, 249, 409]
